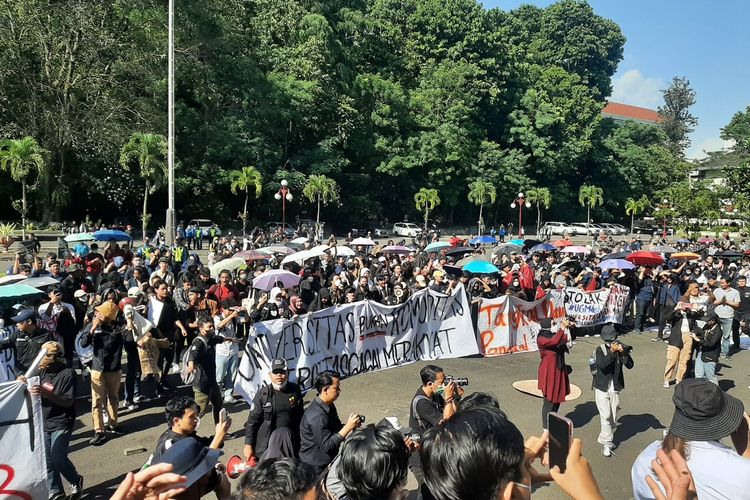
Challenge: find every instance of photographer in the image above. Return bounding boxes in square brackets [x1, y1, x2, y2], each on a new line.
[592, 324, 634, 457]
[299, 370, 362, 475]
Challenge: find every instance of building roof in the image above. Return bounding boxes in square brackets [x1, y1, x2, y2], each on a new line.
[601, 102, 661, 124]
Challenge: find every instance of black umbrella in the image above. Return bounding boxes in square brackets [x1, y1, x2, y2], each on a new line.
[443, 265, 463, 278]
[601, 251, 630, 261]
[521, 239, 544, 253]
[715, 250, 744, 260]
[445, 246, 474, 257]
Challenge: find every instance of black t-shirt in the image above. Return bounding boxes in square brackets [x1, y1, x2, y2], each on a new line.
[409, 387, 445, 433]
[737, 285, 750, 316]
[150, 428, 214, 464]
[187, 335, 224, 392]
[41, 367, 77, 431]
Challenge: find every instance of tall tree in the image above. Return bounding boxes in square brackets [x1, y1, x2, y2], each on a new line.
[467, 179, 496, 236]
[119, 133, 167, 240]
[414, 188, 441, 232]
[578, 184, 603, 234]
[525, 187, 551, 235]
[658, 77, 698, 157]
[302, 175, 340, 239]
[0, 137, 46, 239]
[229, 166, 263, 236]
[625, 195, 649, 234]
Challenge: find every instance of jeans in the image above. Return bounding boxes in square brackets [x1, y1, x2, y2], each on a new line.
[541, 397, 560, 429]
[634, 300, 650, 331]
[695, 356, 718, 384]
[594, 389, 620, 448]
[215, 351, 238, 399]
[718, 317, 733, 357]
[657, 304, 675, 339]
[124, 341, 141, 402]
[44, 427, 79, 495]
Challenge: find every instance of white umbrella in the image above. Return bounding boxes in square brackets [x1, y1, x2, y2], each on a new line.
[331, 246, 356, 257]
[0, 274, 27, 286]
[281, 249, 316, 266]
[64, 232, 94, 243]
[18, 276, 61, 288]
[290, 237, 308, 245]
[351, 237, 376, 246]
[208, 257, 246, 277]
[308, 244, 332, 258]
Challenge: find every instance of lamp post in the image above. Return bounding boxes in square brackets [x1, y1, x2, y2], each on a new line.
[274, 180, 293, 229]
[164, 0, 176, 246]
[660, 198, 670, 238]
[510, 192, 531, 238]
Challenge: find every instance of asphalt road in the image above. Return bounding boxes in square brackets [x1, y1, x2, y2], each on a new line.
[69, 328, 750, 500]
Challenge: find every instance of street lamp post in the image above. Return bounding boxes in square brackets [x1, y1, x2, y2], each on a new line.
[164, 0, 176, 246]
[510, 192, 531, 238]
[661, 198, 670, 238]
[274, 180, 293, 229]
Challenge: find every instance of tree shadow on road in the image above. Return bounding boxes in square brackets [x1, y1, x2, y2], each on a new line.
[565, 400, 598, 428]
[615, 413, 665, 446]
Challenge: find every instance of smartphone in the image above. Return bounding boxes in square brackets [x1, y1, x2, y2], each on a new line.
[548, 412, 573, 473]
[219, 408, 228, 423]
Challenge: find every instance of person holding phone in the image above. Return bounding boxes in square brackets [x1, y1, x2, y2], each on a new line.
[537, 317, 571, 429]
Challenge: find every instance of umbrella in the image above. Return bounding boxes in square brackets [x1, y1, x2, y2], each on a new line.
[281, 249, 316, 266]
[552, 239, 572, 248]
[553, 259, 582, 273]
[492, 244, 523, 257]
[351, 237, 376, 246]
[330, 246, 356, 257]
[234, 250, 271, 261]
[468, 235, 497, 245]
[308, 244, 333, 258]
[425, 242, 451, 253]
[0, 274, 27, 285]
[18, 276, 62, 289]
[521, 239, 544, 252]
[529, 243, 557, 253]
[253, 269, 301, 291]
[698, 237, 715, 244]
[598, 259, 635, 271]
[650, 245, 677, 253]
[560, 245, 591, 255]
[258, 246, 296, 256]
[445, 246, 473, 257]
[443, 265, 462, 278]
[716, 250, 744, 260]
[64, 232, 94, 243]
[627, 251, 665, 266]
[0, 283, 45, 299]
[209, 257, 246, 276]
[601, 251, 631, 261]
[677, 238, 691, 244]
[509, 239, 525, 247]
[671, 252, 701, 261]
[290, 237, 308, 245]
[462, 260, 500, 274]
[381, 245, 413, 254]
[92, 229, 131, 241]
[456, 255, 490, 267]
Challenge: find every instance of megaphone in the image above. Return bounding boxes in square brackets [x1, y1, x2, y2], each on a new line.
[227, 455, 257, 479]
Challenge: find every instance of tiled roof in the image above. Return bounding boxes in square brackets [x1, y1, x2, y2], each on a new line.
[601, 102, 661, 123]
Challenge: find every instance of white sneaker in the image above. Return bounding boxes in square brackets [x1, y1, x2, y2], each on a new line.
[103, 412, 110, 425]
[601, 445, 612, 457]
[663, 381, 670, 388]
[224, 396, 237, 404]
[171, 363, 181, 374]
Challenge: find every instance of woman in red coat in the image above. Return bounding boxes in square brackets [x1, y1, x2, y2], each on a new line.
[537, 317, 572, 428]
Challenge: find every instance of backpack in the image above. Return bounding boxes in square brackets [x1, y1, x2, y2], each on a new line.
[410, 394, 430, 432]
[589, 344, 609, 376]
[181, 336, 208, 385]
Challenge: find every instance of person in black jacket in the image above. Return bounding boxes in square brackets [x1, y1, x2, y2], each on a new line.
[80, 301, 125, 445]
[691, 312, 722, 385]
[663, 295, 702, 388]
[186, 320, 229, 422]
[243, 358, 304, 463]
[0, 308, 54, 373]
[593, 324, 634, 458]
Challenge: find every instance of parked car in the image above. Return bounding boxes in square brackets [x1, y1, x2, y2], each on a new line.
[371, 226, 389, 237]
[393, 222, 422, 237]
[539, 221, 579, 237]
[571, 222, 600, 236]
[189, 219, 221, 238]
[607, 223, 629, 235]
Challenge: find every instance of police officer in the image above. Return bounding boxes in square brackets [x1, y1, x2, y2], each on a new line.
[0, 308, 55, 373]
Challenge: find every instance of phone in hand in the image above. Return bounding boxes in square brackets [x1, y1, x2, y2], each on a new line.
[219, 408, 228, 423]
[548, 412, 573, 473]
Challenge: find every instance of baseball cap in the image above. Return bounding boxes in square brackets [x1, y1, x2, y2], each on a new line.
[67, 263, 83, 273]
[377, 416, 412, 436]
[156, 437, 222, 489]
[270, 358, 288, 373]
[11, 308, 37, 324]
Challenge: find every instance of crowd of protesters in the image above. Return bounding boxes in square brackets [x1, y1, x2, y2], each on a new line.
[2, 221, 750, 499]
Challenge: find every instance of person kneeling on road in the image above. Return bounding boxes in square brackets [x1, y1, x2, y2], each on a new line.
[243, 358, 304, 463]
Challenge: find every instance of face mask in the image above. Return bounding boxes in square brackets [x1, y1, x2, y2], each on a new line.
[435, 384, 445, 395]
[239, 274, 247, 280]
[271, 380, 288, 390]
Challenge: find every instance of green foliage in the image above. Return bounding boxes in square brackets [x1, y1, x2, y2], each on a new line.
[229, 166, 263, 234]
[119, 132, 167, 239]
[0, 136, 46, 237]
[658, 77, 698, 157]
[303, 174, 340, 233]
[414, 188, 441, 230]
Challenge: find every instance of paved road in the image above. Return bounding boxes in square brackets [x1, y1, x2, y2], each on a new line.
[70, 329, 750, 499]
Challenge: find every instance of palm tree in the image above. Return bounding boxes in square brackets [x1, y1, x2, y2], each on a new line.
[0, 137, 46, 240]
[414, 188, 441, 232]
[467, 179, 497, 236]
[302, 175, 340, 239]
[625, 195, 649, 234]
[578, 184, 604, 235]
[525, 187, 552, 235]
[229, 166, 263, 236]
[119, 133, 168, 240]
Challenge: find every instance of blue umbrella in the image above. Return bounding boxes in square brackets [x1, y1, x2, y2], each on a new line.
[598, 259, 635, 270]
[92, 229, 132, 241]
[509, 239, 525, 246]
[462, 260, 500, 274]
[677, 238, 691, 244]
[0, 283, 45, 299]
[529, 243, 556, 253]
[424, 242, 451, 253]
[468, 235, 497, 245]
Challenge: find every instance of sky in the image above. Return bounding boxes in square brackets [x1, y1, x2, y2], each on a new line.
[483, 0, 750, 159]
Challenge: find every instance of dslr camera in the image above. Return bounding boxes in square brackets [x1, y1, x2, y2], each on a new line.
[445, 376, 469, 387]
[357, 414, 366, 424]
[612, 340, 633, 353]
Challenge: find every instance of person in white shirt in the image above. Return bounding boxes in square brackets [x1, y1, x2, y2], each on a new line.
[214, 304, 241, 404]
[712, 277, 740, 358]
[631, 379, 750, 499]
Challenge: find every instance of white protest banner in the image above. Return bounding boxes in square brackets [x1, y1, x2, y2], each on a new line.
[561, 284, 630, 326]
[0, 378, 48, 499]
[235, 284, 477, 403]
[477, 293, 566, 356]
[0, 325, 18, 383]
